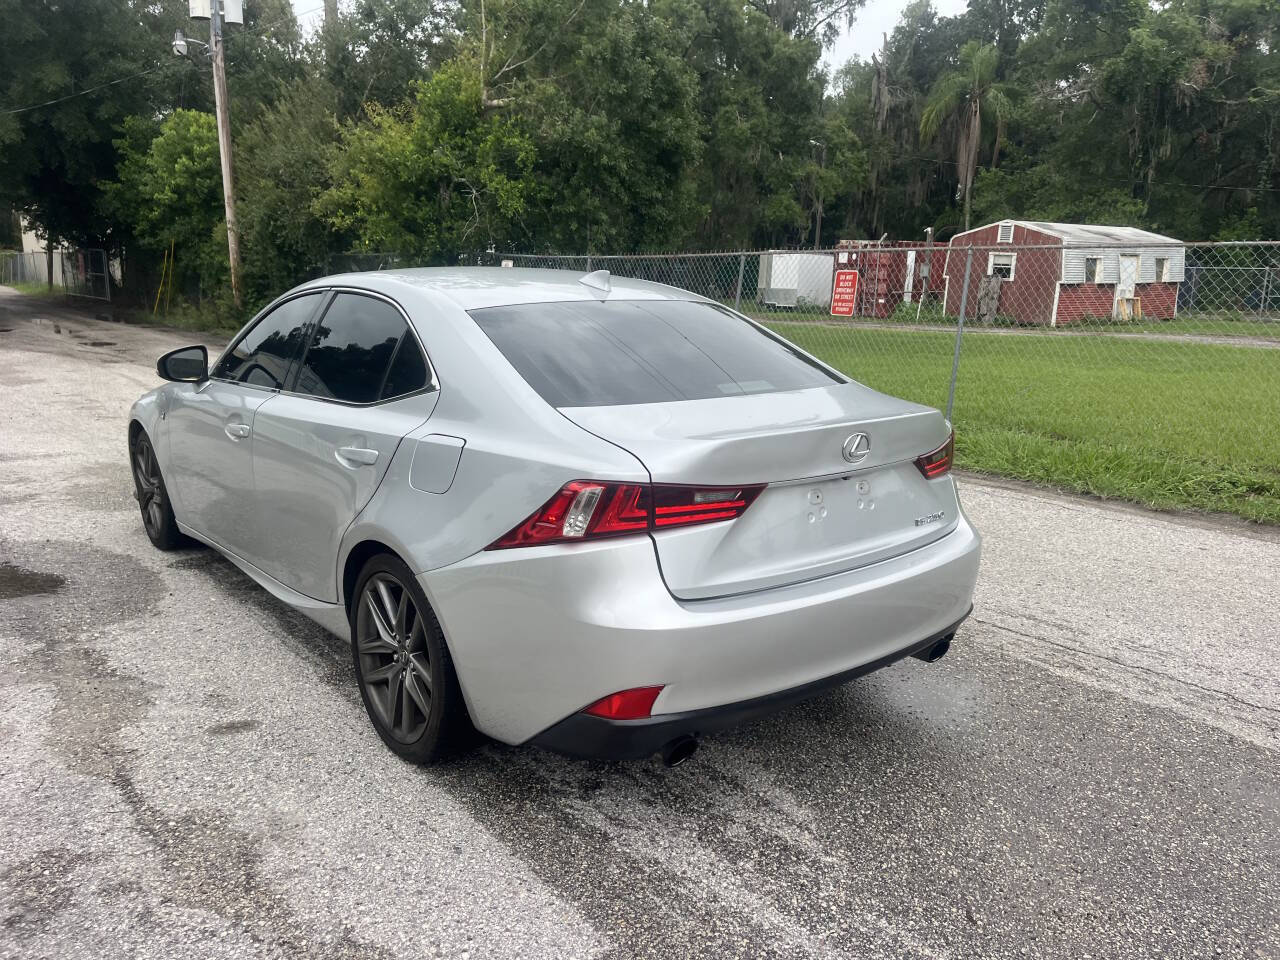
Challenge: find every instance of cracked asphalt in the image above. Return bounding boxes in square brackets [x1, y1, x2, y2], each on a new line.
[1, 286, 1278, 959]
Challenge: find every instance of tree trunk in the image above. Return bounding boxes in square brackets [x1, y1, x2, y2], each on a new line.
[962, 101, 981, 231]
[46, 244, 53, 290]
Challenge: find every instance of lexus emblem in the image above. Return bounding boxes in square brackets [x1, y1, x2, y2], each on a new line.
[841, 432, 871, 464]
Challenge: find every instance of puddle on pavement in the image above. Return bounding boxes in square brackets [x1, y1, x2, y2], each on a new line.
[86, 340, 116, 347]
[0, 562, 67, 599]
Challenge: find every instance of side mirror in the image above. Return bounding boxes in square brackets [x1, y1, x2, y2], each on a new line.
[157, 345, 209, 383]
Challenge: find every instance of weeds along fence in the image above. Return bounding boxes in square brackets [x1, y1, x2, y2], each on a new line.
[501, 242, 1280, 522]
[0, 248, 112, 301]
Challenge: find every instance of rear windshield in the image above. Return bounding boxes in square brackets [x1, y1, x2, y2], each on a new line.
[469, 300, 842, 407]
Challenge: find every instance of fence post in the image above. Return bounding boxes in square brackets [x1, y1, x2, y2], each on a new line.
[734, 253, 746, 310]
[585, 254, 592, 273]
[946, 246, 973, 422]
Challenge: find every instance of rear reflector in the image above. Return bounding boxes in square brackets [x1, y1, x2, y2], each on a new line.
[582, 686, 664, 720]
[914, 429, 955, 479]
[486, 481, 764, 549]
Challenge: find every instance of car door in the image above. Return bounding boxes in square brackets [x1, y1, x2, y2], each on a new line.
[165, 292, 323, 554]
[250, 290, 438, 602]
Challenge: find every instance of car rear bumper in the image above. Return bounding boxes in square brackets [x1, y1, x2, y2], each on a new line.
[528, 610, 969, 760]
[420, 511, 981, 749]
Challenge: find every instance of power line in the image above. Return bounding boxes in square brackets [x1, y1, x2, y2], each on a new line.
[0, 3, 327, 117]
[1, 64, 174, 116]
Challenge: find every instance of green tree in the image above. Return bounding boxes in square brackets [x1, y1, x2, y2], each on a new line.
[0, 0, 190, 250]
[104, 109, 227, 296]
[466, 0, 704, 250]
[320, 61, 536, 259]
[919, 40, 1014, 231]
[237, 82, 346, 305]
[319, 0, 459, 119]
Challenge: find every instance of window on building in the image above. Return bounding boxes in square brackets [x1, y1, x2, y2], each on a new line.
[988, 252, 1016, 280]
[1084, 257, 1101, 283]
[1154, 257, 1169, 282]
[997, 222, 1014, 243]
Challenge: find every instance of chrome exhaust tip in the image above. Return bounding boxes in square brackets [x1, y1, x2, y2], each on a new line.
[912, 633, 953, 663]
[660, 735, 698, 768]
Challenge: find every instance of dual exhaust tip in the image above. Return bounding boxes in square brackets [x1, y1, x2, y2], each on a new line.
[655, 633, 954, 768]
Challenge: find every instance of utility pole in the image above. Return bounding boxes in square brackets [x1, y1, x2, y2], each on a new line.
[209, 2, 242, 309]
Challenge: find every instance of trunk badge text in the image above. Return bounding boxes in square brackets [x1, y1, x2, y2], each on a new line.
[915, 510, 946, 527]
[842, 432, 871, 464]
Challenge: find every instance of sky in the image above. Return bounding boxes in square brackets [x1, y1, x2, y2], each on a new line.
[821, 0, 969, 69]
[288, 0, 971, 72]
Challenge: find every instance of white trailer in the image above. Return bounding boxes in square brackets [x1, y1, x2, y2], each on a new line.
[759, 252, 834, 308]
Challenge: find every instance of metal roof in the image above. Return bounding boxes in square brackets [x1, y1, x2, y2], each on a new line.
[1009, 221, 1182, 245]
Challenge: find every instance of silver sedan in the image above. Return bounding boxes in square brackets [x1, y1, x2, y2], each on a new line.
[128, 268, 981, 765]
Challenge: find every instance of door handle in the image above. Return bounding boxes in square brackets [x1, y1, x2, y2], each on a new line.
[337, 446, 379, 467]
[225, 423, 251, 440]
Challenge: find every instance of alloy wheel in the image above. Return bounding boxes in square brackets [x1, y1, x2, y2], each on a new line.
[132, 438, 165, 538]
[355, 573, 433, 743]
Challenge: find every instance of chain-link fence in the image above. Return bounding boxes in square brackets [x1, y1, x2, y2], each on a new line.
[0, 248, 112, 300]
[501, 241, 1280, 522]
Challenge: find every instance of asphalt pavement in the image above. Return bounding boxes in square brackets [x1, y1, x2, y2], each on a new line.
[1, 286, 1277, 959]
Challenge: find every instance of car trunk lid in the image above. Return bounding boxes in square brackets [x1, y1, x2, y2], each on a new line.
[560, 382, 960, 600]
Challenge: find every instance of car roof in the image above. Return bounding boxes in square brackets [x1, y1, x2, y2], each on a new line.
[306, 267, 704, 311]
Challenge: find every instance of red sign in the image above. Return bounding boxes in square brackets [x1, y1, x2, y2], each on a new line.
[831, 269, 859, 316]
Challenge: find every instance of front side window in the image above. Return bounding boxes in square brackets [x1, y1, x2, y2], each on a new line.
[294, 293, 424, 404]
[216, 293, 321, 389]
[469, 299, 843, 408]
[1084, 257, 1101, 283]
[1154, 257, 1169, 282]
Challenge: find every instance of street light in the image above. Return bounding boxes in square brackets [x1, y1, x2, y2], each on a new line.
[171, 29, 209, 58]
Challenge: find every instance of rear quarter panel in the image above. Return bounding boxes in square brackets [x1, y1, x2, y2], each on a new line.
[337, 282, 650, 586]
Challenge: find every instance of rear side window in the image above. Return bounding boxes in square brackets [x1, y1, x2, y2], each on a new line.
[294, 293, 419, 404]
[381, 336, 430, 400]
[469, 300, 842, 407]
[216, 293, 320, 389]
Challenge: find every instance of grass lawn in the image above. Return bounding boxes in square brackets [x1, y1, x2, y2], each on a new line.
[767, 321, 1280, 524]
[8, 280, 62, 298]
[746, 303, 1280, 341]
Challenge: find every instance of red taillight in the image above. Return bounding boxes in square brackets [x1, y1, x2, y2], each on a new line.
[652, 484, 764, 526]
[582, 686, 664, 720]
[915, 429, 955, 479]
[485, 481, 764, 549]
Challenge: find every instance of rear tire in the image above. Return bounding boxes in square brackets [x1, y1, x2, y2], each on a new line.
[129, 430, 185, 551]
[350, 553, 470, 763]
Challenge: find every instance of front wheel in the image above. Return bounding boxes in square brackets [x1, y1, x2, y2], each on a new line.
[350, 554, 470, 763]
[130, 430, 185, 550]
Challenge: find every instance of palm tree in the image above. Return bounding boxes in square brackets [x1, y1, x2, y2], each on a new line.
[919, 42, 1013, 231]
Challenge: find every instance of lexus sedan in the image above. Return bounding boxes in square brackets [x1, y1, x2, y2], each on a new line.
[129, 268, 981, 765]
